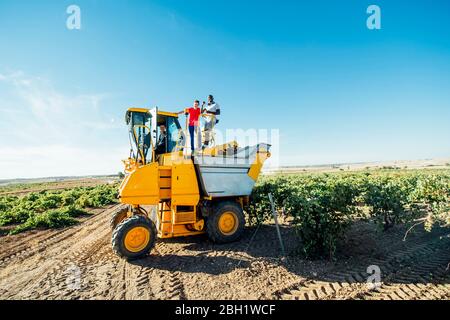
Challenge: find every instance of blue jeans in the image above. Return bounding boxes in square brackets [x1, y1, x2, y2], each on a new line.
[189, 125, 197, 152]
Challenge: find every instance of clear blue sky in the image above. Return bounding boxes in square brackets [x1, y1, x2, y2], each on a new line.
[1, 0, 449, 178]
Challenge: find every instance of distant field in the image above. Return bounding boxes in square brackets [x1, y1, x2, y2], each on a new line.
[0, 176, 119, 196]
[264, 157, 450, 174]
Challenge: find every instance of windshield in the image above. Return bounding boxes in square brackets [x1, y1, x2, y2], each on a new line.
[167, 116, 183, 152]
[128, 112, 151, 163]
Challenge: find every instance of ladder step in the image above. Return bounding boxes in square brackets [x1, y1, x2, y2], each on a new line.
[173, 211, 196, 224]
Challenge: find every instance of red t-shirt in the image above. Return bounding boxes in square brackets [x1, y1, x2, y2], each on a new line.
[186, 107, 201, 126]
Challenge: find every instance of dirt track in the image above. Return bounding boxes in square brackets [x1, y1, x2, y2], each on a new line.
[0, 204, 449, 300]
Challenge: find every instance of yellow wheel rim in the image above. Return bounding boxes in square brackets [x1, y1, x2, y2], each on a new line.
[218, 211, 238, 235]
[124, 226, 150, 253]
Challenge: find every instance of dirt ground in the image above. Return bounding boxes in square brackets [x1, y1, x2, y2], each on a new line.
[0, 204, 448, 300]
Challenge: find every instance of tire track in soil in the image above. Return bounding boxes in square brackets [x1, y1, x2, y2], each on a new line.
[133, 265, 155, 300]
[166, 233, 289, 300]
[360, 243, 450, 300]
[147, 237, 252, 300]
[330, 240, 450, 300]
[1, 204, 448, 300]
[0, 204, 257, 300]
[0, 205, 117, 267]
[0, 205, 121, 299]
[11, 223, 112, 299]
[104, 238, 195, 300]
[165, 271, 186, 300]
[108, 238, 188, 300]
[272, 231, 450, 300]
[145, 254, 187, 300]
[151, 243, 190, 300]
[167, 226, 299, 300]
[60, 231, 117, 300]
[271, 226, 447, 299]
[120, 258, 154, 300]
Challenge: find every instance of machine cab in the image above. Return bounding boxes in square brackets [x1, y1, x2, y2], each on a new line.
[125, 107, 184, 166]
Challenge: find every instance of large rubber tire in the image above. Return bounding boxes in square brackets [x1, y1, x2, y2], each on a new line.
[112, 215, 157, 260]
[206, 201, 245, 243]
[110, 206, 129, 230]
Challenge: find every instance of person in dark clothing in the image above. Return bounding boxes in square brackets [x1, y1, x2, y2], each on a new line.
[155, 124, 167, 155]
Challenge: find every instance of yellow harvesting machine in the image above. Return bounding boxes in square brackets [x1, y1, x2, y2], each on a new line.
[111, 107, 271, 259]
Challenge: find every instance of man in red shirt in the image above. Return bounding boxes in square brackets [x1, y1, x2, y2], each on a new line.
[178, 100, 201, 154]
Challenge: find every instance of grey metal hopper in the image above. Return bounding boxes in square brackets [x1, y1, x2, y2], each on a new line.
[193, 143, 270, 198]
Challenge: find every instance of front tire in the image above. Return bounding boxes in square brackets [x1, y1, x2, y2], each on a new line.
[112, 215, 157, 260]
[110, 206, 129, 230]
[206, 201, 245, 243]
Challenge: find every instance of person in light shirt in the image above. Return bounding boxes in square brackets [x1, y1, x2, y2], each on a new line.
[201, 94, 220, 149]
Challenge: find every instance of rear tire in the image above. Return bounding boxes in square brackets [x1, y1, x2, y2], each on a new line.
[206, 201, 245, 243]
[112, 215, 157, 260]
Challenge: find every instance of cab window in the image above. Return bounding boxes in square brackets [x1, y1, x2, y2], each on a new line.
[167, 117, 182, 152]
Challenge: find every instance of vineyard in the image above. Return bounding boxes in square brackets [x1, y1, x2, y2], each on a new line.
[248, 169, 450, 258]
[0, 170, 448, 300]
[1, 170, 448, 257]
[0, 184, 118, 234]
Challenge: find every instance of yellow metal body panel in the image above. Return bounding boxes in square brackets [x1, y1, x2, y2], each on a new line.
[159, 152, 190, 165]
[126, 108, 178, 118]
[127, 107, 149, 113]
[159, 228, 205, 239]
[157, 110, 179, 118]
[248, 150, 271, 181]
[171, 163, 200, 206]
[159, 152, 200, 206]
[119, 162, 160, 205]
